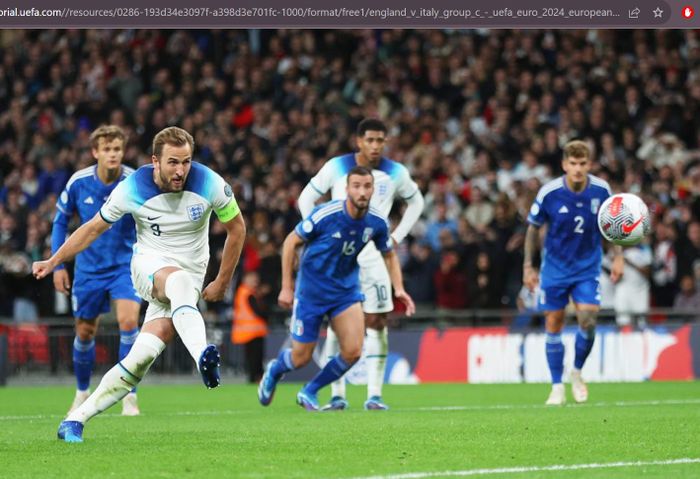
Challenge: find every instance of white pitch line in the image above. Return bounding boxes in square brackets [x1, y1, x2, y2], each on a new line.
[344, 458, 700, 479]
[411, 398, 700, 412]
[2, 398, 700, 422]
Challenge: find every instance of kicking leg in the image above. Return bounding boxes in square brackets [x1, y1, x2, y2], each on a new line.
[153, 267, 220, 388]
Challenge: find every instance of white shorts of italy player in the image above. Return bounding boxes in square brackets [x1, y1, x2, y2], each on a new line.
[131, 247, 206, 323]
[358, 242, 393, 314]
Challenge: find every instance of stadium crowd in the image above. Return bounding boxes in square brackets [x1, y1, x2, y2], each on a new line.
[1, 29, 700, 323]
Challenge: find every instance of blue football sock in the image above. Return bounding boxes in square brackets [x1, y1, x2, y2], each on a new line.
[574, 327, 595, 370]
[545, 332, 564, 384]
[304, 354, 353, 395]
[119, 328, 139, 392]
[269, 348, 295, 379]
[72, 337, 95, 391]
[119, 328, 139, 361]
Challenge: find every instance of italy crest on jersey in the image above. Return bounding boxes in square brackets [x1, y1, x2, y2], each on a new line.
[591, 198, 600, 214]
[362, 227, 373, 243]
[187, 203, 204, 221]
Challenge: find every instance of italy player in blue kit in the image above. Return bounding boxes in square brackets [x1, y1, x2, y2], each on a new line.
[524, 140, 624, 405]
[51, 125, 142, 416]
[258, 166, 415, 411]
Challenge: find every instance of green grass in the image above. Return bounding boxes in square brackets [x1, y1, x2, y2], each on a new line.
[2, 382, 700, 478]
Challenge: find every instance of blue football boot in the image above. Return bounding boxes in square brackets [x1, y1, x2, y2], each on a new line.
[258, 360, 282, 406]
[296, 389, 320, 412]
[199, 344, 221, 389]
[57, 420, 84, 443]
[320, 396, 349, 411]
[364, 396, 389, 411]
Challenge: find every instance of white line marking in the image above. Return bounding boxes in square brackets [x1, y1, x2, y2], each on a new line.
[410, 398, 700, 412]
[2, 398, 700, 422]
[345, 458, 700, 479]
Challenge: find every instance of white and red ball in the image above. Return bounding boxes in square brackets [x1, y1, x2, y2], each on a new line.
[597, 193, 651, 246]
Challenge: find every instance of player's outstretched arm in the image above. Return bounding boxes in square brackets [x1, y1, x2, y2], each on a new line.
[278, 231, 305, 309]
[383, 250, 416, 316]
[202, 213, 246, 302]
[610, 245, 625, 283]
[33, 212, 111, 280]
[523, 224, 540, 291]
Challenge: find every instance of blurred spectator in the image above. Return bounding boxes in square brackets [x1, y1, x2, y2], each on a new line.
[612, 243, 652, 327]
[673, 275, 700, 315]
[434, 248, 468, 310]
[651, 222, 678, 307]
[403, 241, 438, 305]
[425, 202, 458, 252]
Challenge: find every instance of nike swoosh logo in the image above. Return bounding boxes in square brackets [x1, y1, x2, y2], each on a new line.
[622, 217, 643, 234]
[147, 216, 162, 221]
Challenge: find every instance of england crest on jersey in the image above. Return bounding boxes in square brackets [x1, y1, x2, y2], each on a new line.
[362, 227, 373, 243]
[187, 203, 204, 221]
[378, 183, 388, 197]
[591, 198, 600, 214]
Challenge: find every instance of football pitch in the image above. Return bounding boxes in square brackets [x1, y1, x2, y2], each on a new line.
[1, 382, 699, 479]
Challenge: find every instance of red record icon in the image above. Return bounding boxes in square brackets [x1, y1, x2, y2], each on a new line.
[682, 5, 695, 18]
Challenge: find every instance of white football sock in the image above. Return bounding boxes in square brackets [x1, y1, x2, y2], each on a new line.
[165, 270, 207, 365]
[67, 333, 165, 424]
[366, 327, 388, 399]
[325, 328, 345, 398]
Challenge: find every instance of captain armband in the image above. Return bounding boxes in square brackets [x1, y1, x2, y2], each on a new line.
[215, 198, 241, 223]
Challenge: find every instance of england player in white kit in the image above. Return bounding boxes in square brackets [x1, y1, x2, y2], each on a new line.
[298, 119, 424, 410]
[34, 127, 246, 442]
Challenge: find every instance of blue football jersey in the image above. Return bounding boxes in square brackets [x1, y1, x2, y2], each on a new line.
[527, 175, 611, 287]
[294, 200, 392, 303]
[52, 165, 136, 275]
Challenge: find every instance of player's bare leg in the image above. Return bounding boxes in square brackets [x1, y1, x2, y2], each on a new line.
[571, 304, 598, 403]
[364, 313, 389, 410]
[115, 299, 141, 415]
[69, 317, 99, 414]
[58, 318, 172, 442]
[545, 310, 566, 406]
[298, 303, 364, 411]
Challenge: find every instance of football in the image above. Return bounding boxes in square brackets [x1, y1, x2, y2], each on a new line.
[597, 193, 651, 246]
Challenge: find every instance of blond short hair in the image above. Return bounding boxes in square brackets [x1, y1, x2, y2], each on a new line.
[563, 140, 590, 160]
[152, 126, 194, 159]
[89, 125, 126, 149]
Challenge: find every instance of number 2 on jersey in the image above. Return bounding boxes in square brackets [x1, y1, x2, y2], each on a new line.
[573, 215, 584, 234]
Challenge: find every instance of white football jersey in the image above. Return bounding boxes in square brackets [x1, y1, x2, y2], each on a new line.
[304, 153, 420, 263]
[100, 162, 239, 273]
[306, 153, 419, 219]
